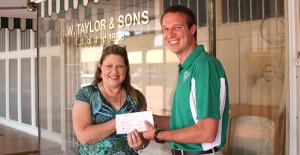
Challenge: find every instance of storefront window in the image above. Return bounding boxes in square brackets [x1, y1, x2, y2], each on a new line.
[222, 0, 284, 23]
[218, 1, 286, 155]
[38, 0, 287, 154]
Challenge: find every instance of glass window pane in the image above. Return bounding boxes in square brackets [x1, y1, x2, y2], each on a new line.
[222, 0, 283, 23]
[221, 0, 228, 23]
[51, 30, 61, 46]
[277, 0, 284, 16]
[264, 0, 273, 17]
[146, 49, 163, 63]
[39, 57, 48, 129]
[171, 0, 179, 5]
[39, 30, 46, 47]
[9, 59, 18, 121]
[52, 56, 61, 133]
[0, 29, 5, 52]
[252, 0, 263, 20]
[163, 0, 171, 11]
[9, 30, 17, 51]
[0, 60, 6, 117]
[179, 0, 187, 6]
[197, 0, 207, 27]
[34, 32, 37, 48]
[37, 1, 287, 154]
[21, 58, 32, 125]
[229, 0, 239, 22]
[217, 0, 286, 154]
[240, 0, 251, 21]
[21, 30, 31, 50]
[163, 0, 207, 27]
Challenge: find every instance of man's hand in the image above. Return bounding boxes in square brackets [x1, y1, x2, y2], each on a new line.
[142, 120, 157, 140]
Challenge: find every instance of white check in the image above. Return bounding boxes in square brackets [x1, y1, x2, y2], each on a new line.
[116, 111, 154, 134]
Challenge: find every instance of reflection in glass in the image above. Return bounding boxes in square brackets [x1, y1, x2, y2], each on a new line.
[9, 59, 18, 121]
[52, 56, 61, 133]
[229, 115, 275, 155]
[218, 0, 286, 154]
[36, 0, 288, 154]
[21, 58, 32, 125]
[39, 57, 48, 129]
[246, 48, 285, 107]
[0, 60, 6, 117]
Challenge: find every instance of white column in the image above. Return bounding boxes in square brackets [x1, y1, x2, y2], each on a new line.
[17, 29, 21, 123]
[5, 29, 9, 119]
[17, 58, 21, 123]
[74, 0, 78, 9]
[46, 33, 53, 132]
[64, 0, 69, 12]
[31, 30, 37, 127]
[56, 0, 60, 14]
[48, 0, 52, 17]
[288, 0, 298, 154]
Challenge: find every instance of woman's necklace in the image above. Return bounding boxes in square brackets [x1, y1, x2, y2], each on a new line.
[101, 82, 122, 110]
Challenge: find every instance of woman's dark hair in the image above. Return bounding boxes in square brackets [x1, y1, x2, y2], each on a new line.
[160, 5, 197, 39]
[91, 44, 145, 110]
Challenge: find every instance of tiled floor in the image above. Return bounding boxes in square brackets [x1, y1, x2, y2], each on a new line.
[0, 124, 39, 155]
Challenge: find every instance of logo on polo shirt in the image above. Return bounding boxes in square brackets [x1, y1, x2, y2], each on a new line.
[182, 71, 191, 82]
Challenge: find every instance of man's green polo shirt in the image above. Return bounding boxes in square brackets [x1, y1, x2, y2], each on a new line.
[170, 45, 229, 152]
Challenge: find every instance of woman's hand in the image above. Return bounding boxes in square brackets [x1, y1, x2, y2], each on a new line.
[127, 129, 144, 150]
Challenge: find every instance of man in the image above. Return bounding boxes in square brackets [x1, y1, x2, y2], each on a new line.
[143, 5, 229, 155]
[251, 63, 283, 106]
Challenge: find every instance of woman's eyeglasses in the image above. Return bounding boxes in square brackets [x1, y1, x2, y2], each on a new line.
[103, 44, 126, 50]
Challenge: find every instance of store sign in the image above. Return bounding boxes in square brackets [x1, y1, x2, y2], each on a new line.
[62, 10, 149, 46]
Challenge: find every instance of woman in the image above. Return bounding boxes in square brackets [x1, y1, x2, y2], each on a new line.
[72, 44, 149, 155]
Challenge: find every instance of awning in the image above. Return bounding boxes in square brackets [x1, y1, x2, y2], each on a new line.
[0, 17, 37, 32]
[39, 0, 99, 18]
[38, 0, 98, 32]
